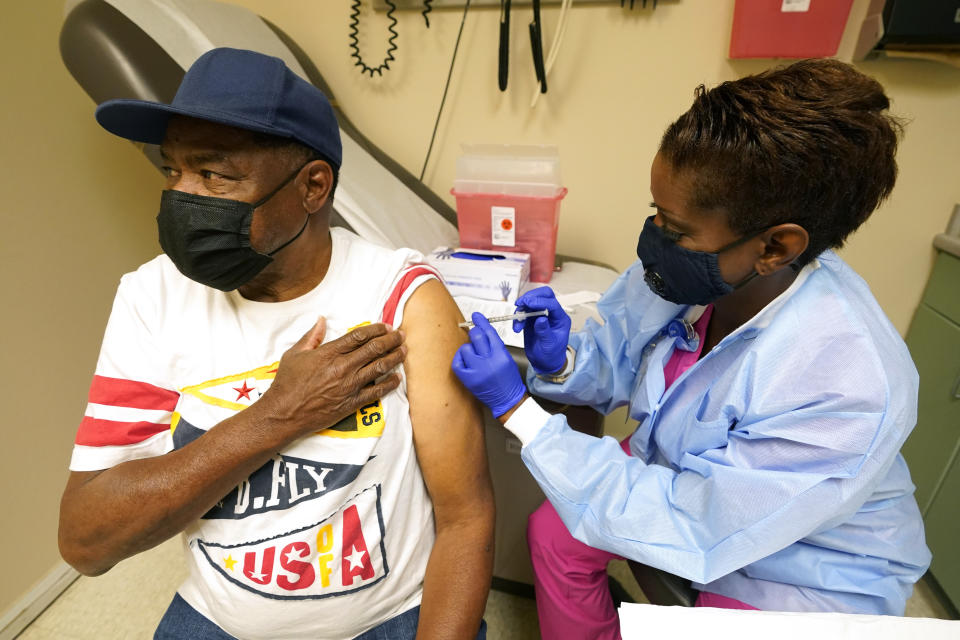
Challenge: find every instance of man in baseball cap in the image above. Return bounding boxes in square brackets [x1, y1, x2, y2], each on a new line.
[96, 47, 343, 292]
[59, 48, 493, 640]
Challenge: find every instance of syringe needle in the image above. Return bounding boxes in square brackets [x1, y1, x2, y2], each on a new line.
[458, 309, 548, 329]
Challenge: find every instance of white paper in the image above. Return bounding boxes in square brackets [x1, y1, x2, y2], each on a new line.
[556, 290, 602, 307]
[619, 603, 959, 640]
[781, 0, 811, 12]
[454, 296, 525, 348]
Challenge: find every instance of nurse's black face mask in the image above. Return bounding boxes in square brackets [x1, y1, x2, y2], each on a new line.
[636, 215, 761, 306]
[157, 160, 312, 291]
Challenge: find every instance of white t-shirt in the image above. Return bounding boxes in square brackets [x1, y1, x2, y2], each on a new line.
[70, 228, 442, 639]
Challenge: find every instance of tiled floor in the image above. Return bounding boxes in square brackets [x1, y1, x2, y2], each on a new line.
[17, 537, 955, 639]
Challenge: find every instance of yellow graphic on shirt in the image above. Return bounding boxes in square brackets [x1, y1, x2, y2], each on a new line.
[181, 362, 280, 413]
[316, 320, 385, 439]
[178, 323, 387, 439]
[322, 400, 385, 439]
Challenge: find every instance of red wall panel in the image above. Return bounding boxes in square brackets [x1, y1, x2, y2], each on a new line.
[730, 0, 855, 59]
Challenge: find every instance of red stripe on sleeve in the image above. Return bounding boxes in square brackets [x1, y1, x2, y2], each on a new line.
[87, 376, 179, 411]
[380, 265, 441, 327]
[75, 416, 170, 447]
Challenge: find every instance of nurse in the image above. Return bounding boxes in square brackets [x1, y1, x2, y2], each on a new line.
[452, 58, 931, 639]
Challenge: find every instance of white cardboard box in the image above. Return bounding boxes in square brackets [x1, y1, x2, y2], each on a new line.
[426, 247, 530, 303]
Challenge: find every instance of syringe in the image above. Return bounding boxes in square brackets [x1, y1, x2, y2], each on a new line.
[458, 309, 548, 329]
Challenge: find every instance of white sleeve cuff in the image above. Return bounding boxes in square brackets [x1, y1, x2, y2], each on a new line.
[504, 396, 552, 448]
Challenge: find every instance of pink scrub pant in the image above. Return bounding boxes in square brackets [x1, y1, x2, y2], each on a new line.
[527, 439, 757, 640]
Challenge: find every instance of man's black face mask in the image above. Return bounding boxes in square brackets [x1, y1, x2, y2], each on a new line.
[157, 162, 310, 291]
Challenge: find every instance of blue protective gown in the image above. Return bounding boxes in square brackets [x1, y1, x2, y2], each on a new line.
[510, 252, 931, 615]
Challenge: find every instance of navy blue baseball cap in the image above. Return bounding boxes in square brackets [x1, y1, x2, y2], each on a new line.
[96, 47, 342, 169]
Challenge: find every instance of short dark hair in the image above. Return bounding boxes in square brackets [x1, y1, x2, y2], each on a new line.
[248, 130, 340, 201]
[659, 58, 904, 265]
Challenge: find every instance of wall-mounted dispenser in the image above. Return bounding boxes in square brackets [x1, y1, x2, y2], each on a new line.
[853, 0, 960, 63]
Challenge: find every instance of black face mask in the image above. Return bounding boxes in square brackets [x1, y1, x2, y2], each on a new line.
[636, 216, 760, 306]
[157, 162, 310, 291]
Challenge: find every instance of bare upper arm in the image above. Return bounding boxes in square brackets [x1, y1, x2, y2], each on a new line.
[60, 470, 105, 505]
[400, 279, 493, 526]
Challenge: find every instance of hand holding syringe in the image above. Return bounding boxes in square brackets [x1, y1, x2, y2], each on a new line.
[458, 309, 548, 329]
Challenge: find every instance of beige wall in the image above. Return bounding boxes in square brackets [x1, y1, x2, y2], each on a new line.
[2, 0, 958, 618]
[233, 0, 960, 334]
[0, 3, 161, 616]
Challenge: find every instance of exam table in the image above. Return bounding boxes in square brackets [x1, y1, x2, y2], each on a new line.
[59, 0, 697, 608]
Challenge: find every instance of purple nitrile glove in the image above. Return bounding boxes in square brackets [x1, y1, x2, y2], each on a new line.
[513, 286, 571, 375]
[452, 312, 527, 418]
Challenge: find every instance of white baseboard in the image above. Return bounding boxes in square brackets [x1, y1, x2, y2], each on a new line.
[0, 562, 80, 640]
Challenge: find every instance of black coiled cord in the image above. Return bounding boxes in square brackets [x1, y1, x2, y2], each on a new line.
[422, 0, 433, 27]
[348, 0, 399, 77]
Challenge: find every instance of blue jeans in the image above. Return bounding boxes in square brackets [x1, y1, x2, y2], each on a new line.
[154, 593, 487, 639]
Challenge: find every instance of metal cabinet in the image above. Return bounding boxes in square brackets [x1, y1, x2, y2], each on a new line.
[902, 250, 960, 608]
[923, 447, 960, 607]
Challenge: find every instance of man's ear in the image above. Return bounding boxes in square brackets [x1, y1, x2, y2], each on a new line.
[755, 224, 809, 275]
[301, 159, 334, 213]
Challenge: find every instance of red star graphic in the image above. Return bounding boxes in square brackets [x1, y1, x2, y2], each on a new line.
[233, 380, 255, 401]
